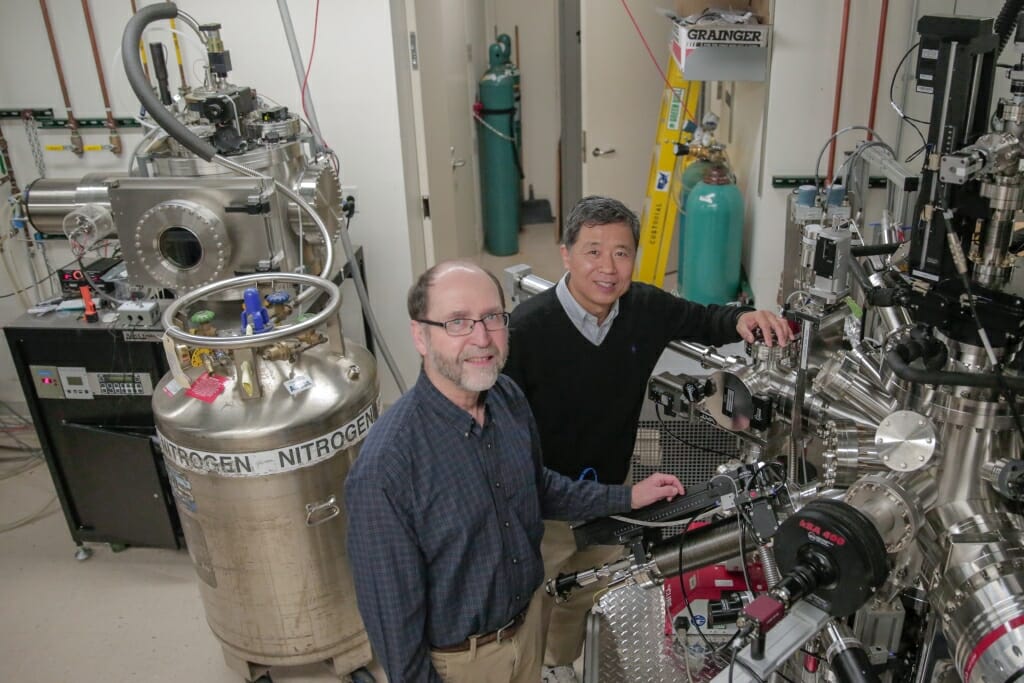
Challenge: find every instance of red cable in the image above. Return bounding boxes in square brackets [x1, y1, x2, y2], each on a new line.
[300, 0, 328, 150]
[618, 0, 696, 127]
[827, 0, 852, 183]
[300, 0, 320, 122]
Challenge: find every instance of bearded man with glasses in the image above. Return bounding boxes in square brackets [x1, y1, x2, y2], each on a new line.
[345, 260, 685, 683]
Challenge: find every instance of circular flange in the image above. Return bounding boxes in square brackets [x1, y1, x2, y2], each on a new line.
[875, 410, 936, 473]
[133, 199, 231, 291]
[289, 164, 341, 245]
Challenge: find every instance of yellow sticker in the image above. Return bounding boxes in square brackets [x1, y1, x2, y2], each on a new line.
[44, 145, 65, 151]
[190, 348, 212, 367]
[83, 145, 104, 151]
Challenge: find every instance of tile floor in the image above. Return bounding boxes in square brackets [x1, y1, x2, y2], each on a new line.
[0, 223, 566, 683]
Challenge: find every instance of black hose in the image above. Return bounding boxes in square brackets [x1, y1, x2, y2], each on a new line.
[850, 244, 900, 257]
[121, 3, 217, 161]
[995, 0, 1024, 57]
[831, 646, 879, 683]
[847, 254, 874, 292]
[886, 348, 1024, 391]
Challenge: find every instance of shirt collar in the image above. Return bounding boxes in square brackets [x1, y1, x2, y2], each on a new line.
[555, 273, 619, 329]
[413, 369, 491, 437]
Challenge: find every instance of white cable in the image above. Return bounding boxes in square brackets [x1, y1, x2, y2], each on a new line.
[812, 125, 892, 192]
[473, 112, 516, 142]
[609, 514, 691, 528]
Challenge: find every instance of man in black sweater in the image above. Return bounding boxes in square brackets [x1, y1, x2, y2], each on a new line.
[502, 195, 791, 682]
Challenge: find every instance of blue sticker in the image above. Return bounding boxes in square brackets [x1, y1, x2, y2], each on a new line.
[656, 171, 671, 191]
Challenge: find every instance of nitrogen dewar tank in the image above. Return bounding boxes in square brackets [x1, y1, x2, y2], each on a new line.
[152, 273, 377, 680]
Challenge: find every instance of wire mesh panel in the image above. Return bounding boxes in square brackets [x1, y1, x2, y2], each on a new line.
[630, 416, 741, 488]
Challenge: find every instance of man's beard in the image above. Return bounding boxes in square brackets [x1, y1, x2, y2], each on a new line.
[426, 339, 508, 393]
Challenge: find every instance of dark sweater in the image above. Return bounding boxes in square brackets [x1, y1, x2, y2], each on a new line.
[503, 282, 748, 484]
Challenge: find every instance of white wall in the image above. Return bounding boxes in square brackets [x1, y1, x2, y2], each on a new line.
[0, 0, 420, 404]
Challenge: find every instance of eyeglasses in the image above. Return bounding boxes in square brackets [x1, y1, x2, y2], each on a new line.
[416, 312, 510, 337]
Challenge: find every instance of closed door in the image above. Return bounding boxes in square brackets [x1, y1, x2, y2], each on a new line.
[580, 1, 668, 212]
[407, 0, 483, 264]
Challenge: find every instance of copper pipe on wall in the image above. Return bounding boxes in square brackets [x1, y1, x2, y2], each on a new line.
[866, 0, 890, 140]
[38, 0, 83, 155]
[129, 0, 152, 82]
[0, 127, 19, 194]
[826, 0, 852, 183]
[81, 0, 122, 154]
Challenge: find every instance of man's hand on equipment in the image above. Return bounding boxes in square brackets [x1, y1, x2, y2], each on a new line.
[631, 473, 686, 509]
[736, 310, 792, 347]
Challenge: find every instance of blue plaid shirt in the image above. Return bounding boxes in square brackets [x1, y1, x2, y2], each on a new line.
[345, 371, 631, 682]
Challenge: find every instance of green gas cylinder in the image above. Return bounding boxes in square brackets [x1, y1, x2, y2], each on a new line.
[675, 156, 713, 291]
[478, 42, 520, 255]
[495, 34, 522, 157]
[680, 165, 743, 305]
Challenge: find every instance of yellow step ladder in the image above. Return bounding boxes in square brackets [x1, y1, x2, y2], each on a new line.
[634, 57, 701, 286]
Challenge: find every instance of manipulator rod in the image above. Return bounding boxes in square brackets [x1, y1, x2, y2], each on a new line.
[546, 518, 745, 602]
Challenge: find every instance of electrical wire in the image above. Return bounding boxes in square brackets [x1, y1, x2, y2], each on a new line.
[0, 264, 56, 301]
[0, 457, 43, 481]
[656, 403, 737, 458]
[297, 0, 338, 173]
[812, 125, 891, 192]
[674, 517, 718, 651]
[732, 654, 767, 683]
[619, 0, 696, 127]
[889, 41, 929, 161]
[0, 495, 59, 534]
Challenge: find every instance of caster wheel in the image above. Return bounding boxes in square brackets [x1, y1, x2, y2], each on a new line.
[349, 668, 375, 683]
[74, 546, 93, 561]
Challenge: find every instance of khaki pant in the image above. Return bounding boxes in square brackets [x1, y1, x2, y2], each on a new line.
[537, 519, 624, 667]
[430, 593, 544, 683]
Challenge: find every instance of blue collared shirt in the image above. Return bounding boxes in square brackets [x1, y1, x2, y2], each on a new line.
[345, 371, 631, 682]
[556, 273, 619, 345]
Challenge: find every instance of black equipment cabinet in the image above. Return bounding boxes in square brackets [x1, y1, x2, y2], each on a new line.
[4, 312, 182, 550]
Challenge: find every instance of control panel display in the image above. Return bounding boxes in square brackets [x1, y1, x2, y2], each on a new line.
[31, 366, 154, 399]
[94, 372, 152, 396]
[57, 367, 92, 399]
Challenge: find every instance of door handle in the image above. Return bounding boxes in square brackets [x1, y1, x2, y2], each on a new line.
[592, 147, 616, 157]
[450, 146, 466, 170]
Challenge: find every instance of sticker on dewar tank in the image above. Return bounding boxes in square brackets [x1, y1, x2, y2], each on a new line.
[284, 374, 314, 396]
[168, 470, 197, 512]
[157, 399, 380, 477]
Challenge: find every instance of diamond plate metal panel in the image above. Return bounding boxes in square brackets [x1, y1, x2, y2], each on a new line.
[584, 582, 681, 683]
[582, 582, 733, 682]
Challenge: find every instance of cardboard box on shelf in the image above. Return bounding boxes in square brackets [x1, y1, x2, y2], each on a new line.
[675, 0, 769, 22]
[671, 0, 771, 82]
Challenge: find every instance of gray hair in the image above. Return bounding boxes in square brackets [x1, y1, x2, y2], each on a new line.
[562, 196, 640, 249]
[407, 260, 506, 320]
